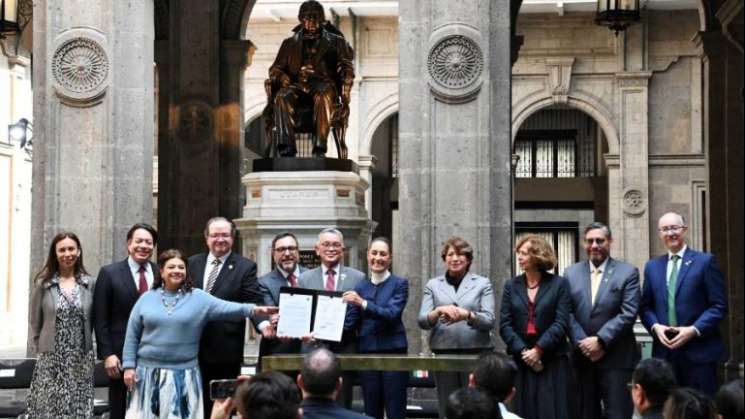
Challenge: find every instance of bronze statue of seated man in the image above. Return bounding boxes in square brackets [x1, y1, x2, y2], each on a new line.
[262, 0, 355, 158]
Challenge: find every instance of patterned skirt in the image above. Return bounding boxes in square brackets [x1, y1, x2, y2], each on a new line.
[125, 365, 203, 419]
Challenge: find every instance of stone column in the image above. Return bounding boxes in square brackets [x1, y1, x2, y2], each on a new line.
[31, 0, 155, 274]
[612, 72, 651, 270]
[698, 23, 744, 379]
[399, 1, 513, 354]
[157, 2, 254, 255]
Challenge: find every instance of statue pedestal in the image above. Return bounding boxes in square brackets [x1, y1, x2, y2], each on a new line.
[235, 169, 372, 276]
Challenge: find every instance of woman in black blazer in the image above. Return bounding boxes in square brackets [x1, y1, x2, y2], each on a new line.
[499, 234, 574, 419]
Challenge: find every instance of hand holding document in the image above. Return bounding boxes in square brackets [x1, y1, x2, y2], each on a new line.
[311, 295, 348, 342]
[276, 287, 348, 342]
[276, 293, 312, 339]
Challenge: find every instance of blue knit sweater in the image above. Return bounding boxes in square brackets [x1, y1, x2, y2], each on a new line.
[122, 288, 255, 369]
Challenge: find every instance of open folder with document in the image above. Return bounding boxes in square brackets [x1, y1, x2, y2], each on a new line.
[276, 287, 348, 342]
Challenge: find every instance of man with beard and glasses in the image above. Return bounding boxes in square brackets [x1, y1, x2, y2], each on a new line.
[254, 232, 308, 370]
[564, 222, 640, 419]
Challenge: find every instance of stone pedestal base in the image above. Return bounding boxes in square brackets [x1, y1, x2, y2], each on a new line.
[235, 170, 372, 275]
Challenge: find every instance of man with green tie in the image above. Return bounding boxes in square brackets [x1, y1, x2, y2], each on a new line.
[640, 212, 727, 396]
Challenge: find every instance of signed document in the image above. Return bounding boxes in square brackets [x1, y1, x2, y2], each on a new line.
[312, 295, 348, 342]
[277, 293, 312, 338]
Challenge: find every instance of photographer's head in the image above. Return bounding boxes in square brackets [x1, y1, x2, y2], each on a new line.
[469, 351, 517, 403]
[297, 348, 342, 400]
[234, 372, 301, 419]
[631, 358, 677, 414]
[446, 387, 501, 419]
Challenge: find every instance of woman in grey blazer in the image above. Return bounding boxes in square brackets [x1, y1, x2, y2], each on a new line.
[418, 237, 496, 418]
[27, 232, 97, 419]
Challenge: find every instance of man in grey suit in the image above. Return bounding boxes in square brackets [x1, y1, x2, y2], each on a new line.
[564, 222, 641, 419]
[255, 232, 308, 367]
[298, 227, 366, 408]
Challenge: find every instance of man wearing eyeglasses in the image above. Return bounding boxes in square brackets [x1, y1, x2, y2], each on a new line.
[188, 216, 263, 417]
[640, 211, 727, 396]
[563, 222, 640, 419]
[298, 227, 366, 408]
[254, 232, 308, 369]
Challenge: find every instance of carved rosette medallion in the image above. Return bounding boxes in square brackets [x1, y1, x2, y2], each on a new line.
[622, 188, 647, 216]
[52, 35, 110, 104]
[427, 35, 483, 103]
[176, 99, 214, 145]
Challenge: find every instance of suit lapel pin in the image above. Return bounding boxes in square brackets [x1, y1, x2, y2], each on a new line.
[685, 260, 692, 266]
[228, 264, 234, 270]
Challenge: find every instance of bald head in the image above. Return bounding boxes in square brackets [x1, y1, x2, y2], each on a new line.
[657, 212, 688, 253]
[299, 348, 341, 398]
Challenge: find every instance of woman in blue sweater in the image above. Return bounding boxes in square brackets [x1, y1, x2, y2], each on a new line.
[343, 237, 409, 419]
[122, 249, 277, 419]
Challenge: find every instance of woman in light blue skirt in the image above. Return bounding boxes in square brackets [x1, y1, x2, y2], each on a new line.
[122, 249, 277, 419]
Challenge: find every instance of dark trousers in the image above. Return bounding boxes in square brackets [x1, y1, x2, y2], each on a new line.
[360, 370, 408, 419]
[573, 356, 633, 419]
[670, 357, 718, 396]
[108, 377, 127, 419]
[200, 361, 241, 419]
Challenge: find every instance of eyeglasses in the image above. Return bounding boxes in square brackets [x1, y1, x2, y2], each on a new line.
[274, 246, 298, 253]
[320, 242, 343, 249]
[584, 238, 607, 245]
[658, 225, 686, 234]
[208, 233, 232, 239]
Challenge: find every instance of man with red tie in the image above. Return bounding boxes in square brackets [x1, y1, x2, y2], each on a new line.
[640, 211, 728, 396]
[255, 232, 308, 368]
[94, 223, 158, 419]
[298, 227, 365, 408]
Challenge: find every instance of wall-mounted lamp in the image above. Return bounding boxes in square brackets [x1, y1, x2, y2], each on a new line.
[595, 0, 641, 36]
[1, 0, 21, 37]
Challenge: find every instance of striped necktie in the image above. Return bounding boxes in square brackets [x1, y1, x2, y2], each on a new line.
[206, 258, 222, 294]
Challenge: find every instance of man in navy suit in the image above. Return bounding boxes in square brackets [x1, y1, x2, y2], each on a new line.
[188, 217, 263, 417]
[297, 348, 371, 419]
[564, 222, 640, 419]
[94, 223, 158, 419]
[255, 232, 307, 368]
[640, 212, 728, 396]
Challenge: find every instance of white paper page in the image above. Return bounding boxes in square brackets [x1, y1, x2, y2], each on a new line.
[312, 295, 347, 342]
[276, 293, 313, 338]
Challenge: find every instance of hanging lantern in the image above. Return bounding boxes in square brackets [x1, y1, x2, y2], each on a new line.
[595, 0, 641, 35]
[0, 0, 20, 37]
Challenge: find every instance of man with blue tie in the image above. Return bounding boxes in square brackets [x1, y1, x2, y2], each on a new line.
[565, 222, 640, 419]
[640, 212, 728, 396]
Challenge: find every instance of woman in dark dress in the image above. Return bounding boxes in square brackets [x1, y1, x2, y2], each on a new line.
[27, 232, 96, 419]
[499, 234, 574, 419]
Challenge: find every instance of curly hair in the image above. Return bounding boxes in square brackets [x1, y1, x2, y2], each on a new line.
[515, 234, 557, 272]
[152, 249, 194, 292]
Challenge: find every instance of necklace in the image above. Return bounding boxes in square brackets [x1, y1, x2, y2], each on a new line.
[160, 288, 183, 315]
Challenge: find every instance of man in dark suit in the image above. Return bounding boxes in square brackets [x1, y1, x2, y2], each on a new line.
[298, 227, 365, 408]
[94, 223, 158, 419]
[188, 216, 263, 417]
[564, 222, 640, 419]
[630, 358, 677, 419]
[640, 211, 727, 396]
[255, 232, 307, 368]
[297, 348, 371, 419]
